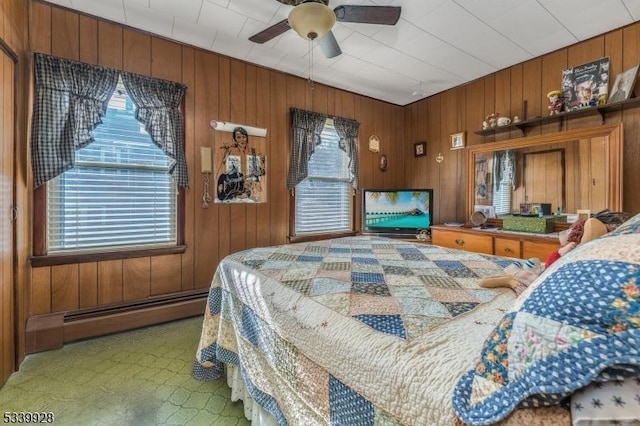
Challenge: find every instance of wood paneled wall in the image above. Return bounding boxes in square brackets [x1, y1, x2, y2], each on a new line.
[24, 1, 405, 331]
[13, 1, 640, 356]
[404, 24, 640, 222]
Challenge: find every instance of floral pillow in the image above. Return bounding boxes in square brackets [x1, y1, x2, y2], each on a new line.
[452, 216, 640, 426]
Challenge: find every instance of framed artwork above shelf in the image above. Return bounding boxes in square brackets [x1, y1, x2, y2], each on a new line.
[474, 96, 640, 136]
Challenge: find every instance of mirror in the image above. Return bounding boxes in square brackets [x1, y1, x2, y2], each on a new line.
[466, 123, 623, 219]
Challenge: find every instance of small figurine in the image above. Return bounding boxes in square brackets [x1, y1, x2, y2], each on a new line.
[547, 90, 563, 115]
[513, 115, 521, 123]
[485, 112, 499, 128]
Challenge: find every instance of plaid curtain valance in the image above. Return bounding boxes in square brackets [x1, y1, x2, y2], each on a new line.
[122, 72, 188, 188]
[286, 108, 360, 190]
[286, 108, 327, 189]
[30, 53, 188, 188]
[31, 54, 119, 187]
[333, 117, 360, 189]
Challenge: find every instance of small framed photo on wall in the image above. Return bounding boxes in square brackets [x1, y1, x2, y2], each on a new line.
[450, 132, 465, 150]
[414, 141, 426, 157]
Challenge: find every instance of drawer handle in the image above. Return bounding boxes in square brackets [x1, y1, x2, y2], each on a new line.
[504, 247, 513, 253]
[454, 238, 465, 246]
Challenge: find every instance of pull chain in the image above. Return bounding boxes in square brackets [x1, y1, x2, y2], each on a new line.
[308, 38, 315, 89]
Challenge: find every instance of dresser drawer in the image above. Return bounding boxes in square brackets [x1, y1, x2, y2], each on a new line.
[522, 240, 560, 260]
[432, 229, 493, 254]
[494, 237, 521, 258]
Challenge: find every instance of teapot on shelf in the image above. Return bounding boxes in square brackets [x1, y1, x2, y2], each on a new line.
[497, 116, 511, 126]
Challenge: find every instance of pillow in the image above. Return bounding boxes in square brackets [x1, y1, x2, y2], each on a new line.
[603, 211, 640, 238]
[452, 226, 640, 426]
[571, 377, 640, 425]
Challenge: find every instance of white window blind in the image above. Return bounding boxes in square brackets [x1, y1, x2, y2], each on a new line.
[47, 80, 177, 252]
[295, 120, 351, 234]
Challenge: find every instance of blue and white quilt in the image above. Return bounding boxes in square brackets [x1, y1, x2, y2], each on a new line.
[453, 214, 640, 425]
[193, 236, 520, 426]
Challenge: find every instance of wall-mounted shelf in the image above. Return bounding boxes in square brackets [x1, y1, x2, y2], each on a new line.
[474, 97, 640, 136]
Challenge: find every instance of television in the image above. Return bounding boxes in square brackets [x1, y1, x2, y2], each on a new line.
[362, 189, 434, 237]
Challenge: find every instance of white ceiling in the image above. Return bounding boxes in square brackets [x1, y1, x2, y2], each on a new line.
[42, 0, 640, 106]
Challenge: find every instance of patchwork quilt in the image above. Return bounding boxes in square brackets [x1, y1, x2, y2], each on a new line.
[453, 213, 640, 425]
[193, 236, 520, 425]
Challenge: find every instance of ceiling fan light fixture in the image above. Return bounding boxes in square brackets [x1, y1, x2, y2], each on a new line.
[288, 2, 336, 40]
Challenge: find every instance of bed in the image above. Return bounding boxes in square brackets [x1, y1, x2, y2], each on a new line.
[193, 213, 640, 426]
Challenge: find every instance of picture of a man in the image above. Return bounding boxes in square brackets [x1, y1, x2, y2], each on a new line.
[608, 64, 639, 104]
[574, 74, 597, 107]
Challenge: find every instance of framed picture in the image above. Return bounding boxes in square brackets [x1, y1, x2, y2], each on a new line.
[414, 141, 426, 157]
[530, 203, 542, 215]
[577, 209, 591, 222]
[607, 64, 639, 104]
[450, 132, 465, 150]
[474, 204, 495, 219]
[561, 57, 610, 110]
[520, 203, 532, 215]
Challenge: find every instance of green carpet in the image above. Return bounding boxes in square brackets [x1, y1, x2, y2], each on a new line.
[0, 317, 250, 426]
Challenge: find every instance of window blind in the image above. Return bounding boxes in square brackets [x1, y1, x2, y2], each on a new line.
[47, 83, 176, 252]
[295, 120, 351, 234]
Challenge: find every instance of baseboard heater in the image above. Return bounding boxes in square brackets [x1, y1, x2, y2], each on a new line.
[25, 290, 208, 354]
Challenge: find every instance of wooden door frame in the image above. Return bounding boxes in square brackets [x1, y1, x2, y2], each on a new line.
[0, 36, 18, 387]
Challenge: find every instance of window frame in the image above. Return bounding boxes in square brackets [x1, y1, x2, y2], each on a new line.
[288, 120, 357, 243]
[30, 107, 186, 267]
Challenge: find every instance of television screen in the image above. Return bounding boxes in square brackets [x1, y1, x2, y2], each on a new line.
[362, 189, 433, 236]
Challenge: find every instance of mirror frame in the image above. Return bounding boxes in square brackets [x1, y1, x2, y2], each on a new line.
[466, 123, 623, 220]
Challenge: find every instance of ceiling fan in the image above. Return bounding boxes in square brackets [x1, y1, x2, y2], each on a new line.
[249, 0, 401, 59]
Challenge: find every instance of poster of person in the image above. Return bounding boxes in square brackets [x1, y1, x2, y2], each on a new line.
[215, 127, 267, 203]
[561, 57, 610, 111]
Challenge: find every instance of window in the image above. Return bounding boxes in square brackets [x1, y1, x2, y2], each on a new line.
[46, 79, 177, 253]
[294, 119, 353, 235]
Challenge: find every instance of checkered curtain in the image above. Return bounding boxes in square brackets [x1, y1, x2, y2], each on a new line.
[31, 53, 119, 188]
[121, 72, 189, 188]
[333, 117, 360, 189]
[286, 108, 327, 189]
[493, 150, 516, 215]
[493, 150, 516, 193]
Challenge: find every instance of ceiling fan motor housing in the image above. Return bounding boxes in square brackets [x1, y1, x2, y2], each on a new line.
[288, 1, 336, 40]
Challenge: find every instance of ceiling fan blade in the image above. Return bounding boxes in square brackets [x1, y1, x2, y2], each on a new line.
[334, 5, 401, 25]
[318, 31, 342, 58]
[249, 19, 290, 44]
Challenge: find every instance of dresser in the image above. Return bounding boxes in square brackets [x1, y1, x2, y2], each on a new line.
[431, 225, 561, 260]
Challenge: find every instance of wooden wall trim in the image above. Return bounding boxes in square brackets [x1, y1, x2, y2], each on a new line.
[63, 297, 206, 345]
[24, 292, 207, 354]
[25, 313, 64, 354]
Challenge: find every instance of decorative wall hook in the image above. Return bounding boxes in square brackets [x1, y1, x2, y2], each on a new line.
[436, 153, 444, 163]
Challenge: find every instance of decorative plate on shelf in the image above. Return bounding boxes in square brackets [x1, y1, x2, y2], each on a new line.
[470, 211, 487, 227]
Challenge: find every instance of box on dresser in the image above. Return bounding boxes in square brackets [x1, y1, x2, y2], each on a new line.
[502, 215, 567, 234]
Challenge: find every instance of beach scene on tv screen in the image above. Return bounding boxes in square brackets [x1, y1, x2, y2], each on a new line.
[365, 191, 431, 230]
